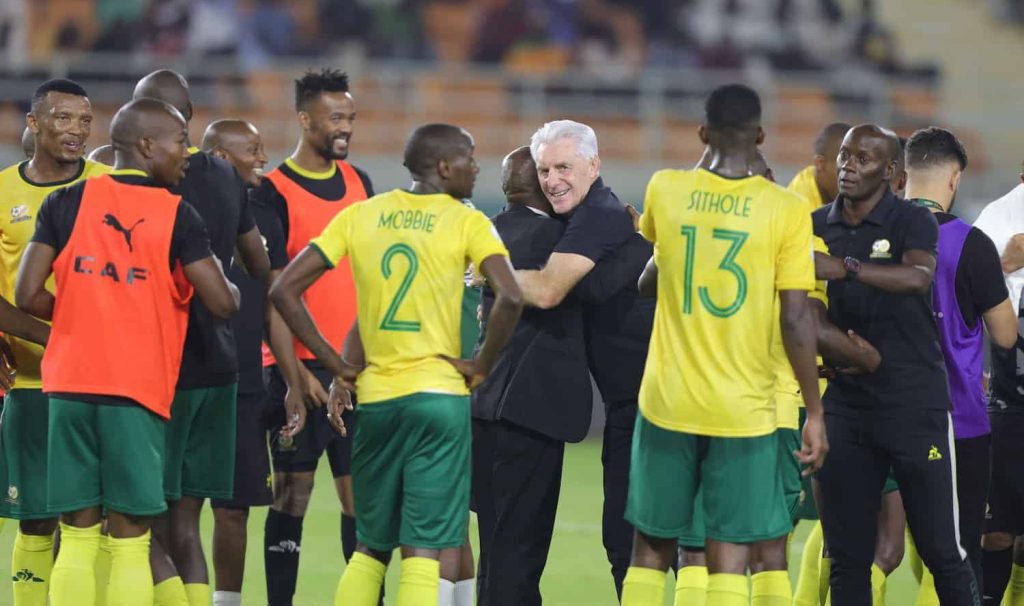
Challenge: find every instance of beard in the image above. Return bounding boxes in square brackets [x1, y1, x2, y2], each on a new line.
[317, 133, 349, 160]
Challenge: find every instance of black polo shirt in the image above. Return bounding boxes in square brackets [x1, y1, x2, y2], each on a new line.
[550, 177, 650, 405]
[230, 187, 289, 396]
[812, 190, 950, 411]
[172, 149, 256, 389]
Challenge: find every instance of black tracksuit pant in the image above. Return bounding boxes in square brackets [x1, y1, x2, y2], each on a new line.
[817, 407, 980, 606]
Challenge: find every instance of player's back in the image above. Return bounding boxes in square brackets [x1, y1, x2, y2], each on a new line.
[312, 189, 507, 404]
[638, 168, 813, 437]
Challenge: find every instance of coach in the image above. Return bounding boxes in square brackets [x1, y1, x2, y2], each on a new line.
[512, 120, 653, 601]
[813, 124, 979, 605]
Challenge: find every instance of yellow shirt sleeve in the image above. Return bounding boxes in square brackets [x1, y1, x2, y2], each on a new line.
[310, 204, 355, 268]
[809, 235, 829, 305]
[774, 197, 815, 291]
[463, 209, 509, 268]
[639, 173, 659, 242]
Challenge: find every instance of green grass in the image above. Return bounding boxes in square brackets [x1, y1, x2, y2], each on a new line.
[0, 439, 924, 604]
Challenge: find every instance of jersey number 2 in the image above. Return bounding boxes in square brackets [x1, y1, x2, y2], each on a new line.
[379, 243, 421, 332]
[678, 226, 749, 318]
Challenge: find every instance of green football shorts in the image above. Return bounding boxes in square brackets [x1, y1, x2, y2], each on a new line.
[627, 413, 792, 544]
[352, 392, 471, 551]
[164, 383, 237, 501]
[47, 397, 166, 516]
[0, 390, 53, 519]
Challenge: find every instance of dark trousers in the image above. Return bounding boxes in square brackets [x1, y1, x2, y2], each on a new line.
[955, 434, 991, 597]
[602, 400, 637, 599]
[473, 418, 564, 606]
[817, 408, 979, 606]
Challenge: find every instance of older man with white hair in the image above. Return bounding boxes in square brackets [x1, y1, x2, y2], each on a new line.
[488, 119, 654, 603]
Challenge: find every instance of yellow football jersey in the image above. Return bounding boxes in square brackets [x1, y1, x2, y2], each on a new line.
[787, 165, 827, 212]
[311, 189, 508, 404]
[638, 168, 814, 437]
[0, 160, 111, 388]
[772, 234, 830, 430]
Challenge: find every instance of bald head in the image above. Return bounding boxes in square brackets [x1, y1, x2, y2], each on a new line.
[502, 146, 551, 213]
[202, 119, 258, 152]
[21, 127, 34, 159]
[110, 98, 189, 185]
[202, 119, 267, 187]
[133, 69, 192, 122]
[87, 144, 114, 166]
[837, 124, 900, 202]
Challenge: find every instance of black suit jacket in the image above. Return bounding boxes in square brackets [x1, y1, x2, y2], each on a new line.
[472, 204, 593, 442]
[473, 204, 653, 442]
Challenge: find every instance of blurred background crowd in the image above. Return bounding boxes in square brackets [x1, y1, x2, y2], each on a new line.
[0, 0, 1021, 216]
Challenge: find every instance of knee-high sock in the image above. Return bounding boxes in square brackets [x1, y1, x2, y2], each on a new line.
[752, 570, 791, 606]
[916, 565, 938, 606]
[794, 523, 823, 606]
[1008, 563, 1024, 606]
[622, 566, 666, 606]
[819, 553, 832, 606]
[674, 566, 707, 606]
[708, 573, 748, 606]
[264, 510, 303, 606]
[12, 530, 54, 606]
[212, 590, 242, 606]
[49, 523, 101, 606]
[93, 535, 111, 606]
[154, 576, 190, 606]
[335, 552, 386, 606]
[396, 556, 439, 606]
[983, 548, 1012, 605]
[871, 563, 888, 606]
[184, 583, 209, 606]
[107, 532, 153, 606]
[454, 579, 474, 606]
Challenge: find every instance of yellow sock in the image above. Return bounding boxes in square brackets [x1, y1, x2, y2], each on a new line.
[154, 576, 190, 606]
[106, 532, 153, 606]
[1009, 563, 1024, 606]
[708, 573, 748, 606]
[674, 565, 707, 606]
[396, 556, 439, 606]
[871, 563, 889, 606]
[335, 552, 387, 606]
[622, 566, 666, 606]
[184, 582, 209, 606]
[907, 528, 923, 583]
[12, 530, 54, 606]
[915, 565, 937, 606]
[93, 535, 111, 606]
[50, 523, 101, 606]
[794, 522, 823, 606]
[751, 570, 791, 606]
[819, 555, 832, 605]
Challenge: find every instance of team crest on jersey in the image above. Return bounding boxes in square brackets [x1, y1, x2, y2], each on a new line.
[6, 484, 18, 504]
[869, 238, 892, 259]
[10, 205, 32, 224]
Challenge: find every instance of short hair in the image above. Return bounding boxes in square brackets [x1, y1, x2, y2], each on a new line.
[31, 78, 88, 112]
[813, 122, 851, 156]
[529, 120, 598, 162]
[295, 68, 349, 112]
[905, 127, 968, 171]
[704, 84, 761, 131]
[403, 123, 473, 178]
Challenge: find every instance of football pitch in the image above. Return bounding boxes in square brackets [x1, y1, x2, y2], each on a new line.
[0, 439, 923, 605]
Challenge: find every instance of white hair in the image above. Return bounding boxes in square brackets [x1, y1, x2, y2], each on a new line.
[529, 120, 599, 162]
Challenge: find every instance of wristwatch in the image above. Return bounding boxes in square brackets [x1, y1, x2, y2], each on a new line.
[843, 256, 861, 280]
